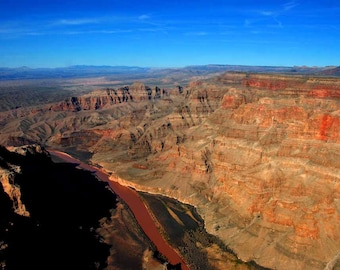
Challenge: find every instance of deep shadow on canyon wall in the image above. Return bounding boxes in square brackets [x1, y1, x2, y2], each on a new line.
[0, 145, 165, 270]
[0, 145, 115, 269]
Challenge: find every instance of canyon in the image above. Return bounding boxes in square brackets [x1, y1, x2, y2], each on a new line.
[0, 144, 257, 270]
[1, 69, 340, 269]
[48, 149, 189, 270]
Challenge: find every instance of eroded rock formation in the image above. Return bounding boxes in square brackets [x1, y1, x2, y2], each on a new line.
[91, 74, 340, 270]
[1, 73, 340, 269]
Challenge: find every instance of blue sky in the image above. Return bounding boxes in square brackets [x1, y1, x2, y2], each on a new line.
[0, 0, 339, 68]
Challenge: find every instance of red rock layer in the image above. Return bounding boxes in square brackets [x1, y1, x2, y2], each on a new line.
[1, 73, 340, 269]
[92, 73, 340, 270]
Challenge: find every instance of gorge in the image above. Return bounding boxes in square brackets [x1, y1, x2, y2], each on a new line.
[1, 69, 340, 269]
[48, 149, 189, 270]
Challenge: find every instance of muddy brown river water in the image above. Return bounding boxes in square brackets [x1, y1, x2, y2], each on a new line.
[49, 150, 189, 270]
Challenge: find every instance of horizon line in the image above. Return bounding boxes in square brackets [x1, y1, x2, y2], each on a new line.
[1, 63, 338, 70]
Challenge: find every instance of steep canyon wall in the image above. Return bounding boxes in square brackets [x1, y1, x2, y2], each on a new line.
[1, 73, 340, 269]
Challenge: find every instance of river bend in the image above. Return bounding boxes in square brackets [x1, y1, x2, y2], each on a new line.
[49, 150, 189, 270]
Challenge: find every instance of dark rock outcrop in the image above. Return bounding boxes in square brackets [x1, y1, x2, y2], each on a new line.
[0, 145, 158, 269]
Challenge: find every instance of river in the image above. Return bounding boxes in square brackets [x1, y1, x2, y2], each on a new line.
[48, 150, 189, 270]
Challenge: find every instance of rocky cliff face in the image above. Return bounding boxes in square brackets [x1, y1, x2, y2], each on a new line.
[1, 73, 340, 269]
[47, 83, 170, 112]
[91, 73, 340, 270]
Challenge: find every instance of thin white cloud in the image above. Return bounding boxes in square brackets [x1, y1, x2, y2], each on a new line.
[0, 25, 134, 38]
[24, 32, 45, 36]
[137, 27, 161, 32]
[57, 18, 100, 25]
[184, 31, 208, 36]
[139, 14, 150, 20]
[272, 17, 283, 28]
[0, 16, 145, 39]
[244, 19, 251, 27]
[260, 11, 275, 16]
[283, 1, 299, 11]
[0, 24, 45, 37]
[64, 29, 133, 35]
[247, 2, 298, 30]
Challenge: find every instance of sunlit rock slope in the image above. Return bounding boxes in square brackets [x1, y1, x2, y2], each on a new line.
[1, 72, 340, 269]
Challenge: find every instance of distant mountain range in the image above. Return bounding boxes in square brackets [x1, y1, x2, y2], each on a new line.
[0, 64, 339, 80]
[317, 66, 340, 76]
[0, 65, 150, 80]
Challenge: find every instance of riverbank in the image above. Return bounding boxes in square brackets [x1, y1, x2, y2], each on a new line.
[49, 148, 271, 270]
[49, 149, 189, 270]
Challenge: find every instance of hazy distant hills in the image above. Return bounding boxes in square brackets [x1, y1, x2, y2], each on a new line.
[317, 66, 340, 76]
[0, 65, 150, 80]
[0, 64, 338, 80]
